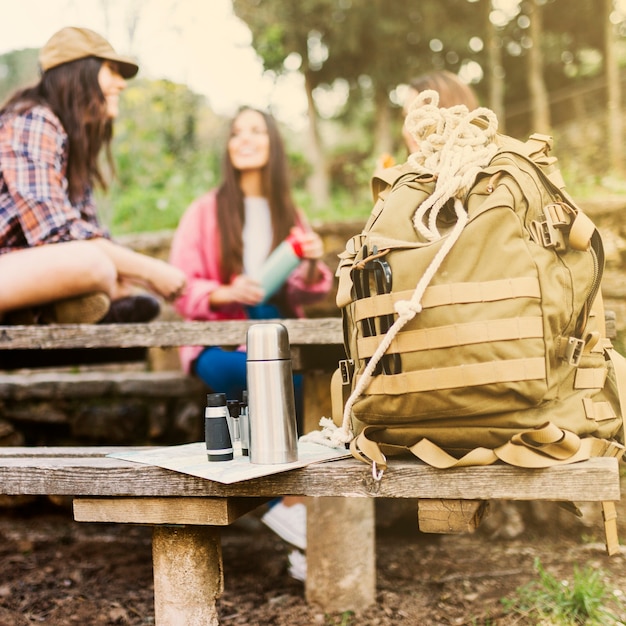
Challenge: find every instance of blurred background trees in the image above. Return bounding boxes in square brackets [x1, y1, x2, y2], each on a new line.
[1, 0, 626, 233]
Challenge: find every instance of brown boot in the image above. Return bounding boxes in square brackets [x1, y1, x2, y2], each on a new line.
[41, 292, 111, 324]
[99, 294, 161, 324]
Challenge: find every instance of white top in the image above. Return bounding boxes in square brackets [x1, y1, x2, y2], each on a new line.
[242, 196, 272, 280]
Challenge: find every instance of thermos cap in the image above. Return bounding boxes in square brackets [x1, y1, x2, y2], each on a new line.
[246, 323, 291, 361]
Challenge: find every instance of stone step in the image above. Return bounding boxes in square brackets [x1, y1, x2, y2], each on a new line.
[0, 370, 205, 400]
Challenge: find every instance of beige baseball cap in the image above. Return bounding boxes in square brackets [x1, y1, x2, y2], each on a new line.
[39, 26, 139, 78]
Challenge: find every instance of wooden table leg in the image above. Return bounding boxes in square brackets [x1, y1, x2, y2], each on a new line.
[152, 525, 223, 626]
[306, 497, 375, 612]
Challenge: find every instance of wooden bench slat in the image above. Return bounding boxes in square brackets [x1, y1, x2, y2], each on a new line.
[0, 319, 344, 350]
[73, 496, 269, 525]
[0, 452, 619, 501]
[0, 446, 150, 458]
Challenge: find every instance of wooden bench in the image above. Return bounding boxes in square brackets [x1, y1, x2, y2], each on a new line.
[0, 318, 623, 624]
[0, 319, 344, 437]
[0, 446, 620, 626]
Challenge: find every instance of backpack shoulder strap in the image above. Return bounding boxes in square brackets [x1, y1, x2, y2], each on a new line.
[496, 131, 566, 190]
[370, 162, 413, 202]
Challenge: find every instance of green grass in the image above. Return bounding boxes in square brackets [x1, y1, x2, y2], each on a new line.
[324, 611, 356, 626]
[501, 558, 625, 625]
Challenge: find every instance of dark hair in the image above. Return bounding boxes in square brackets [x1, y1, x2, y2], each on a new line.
[216, 106, 298, 283]
[409, 70, 479, 110]
[0, 57, 113, 203]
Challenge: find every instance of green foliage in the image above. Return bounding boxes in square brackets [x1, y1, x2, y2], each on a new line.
[501, 558, 625, 625]
[612, 331, 626, 358]
[324, 611, 356, 626]
[104, 78, 225, 235]
[294, 186, 371, 225]
[0, 48, 39, 104]
[2, 2, 623, 234]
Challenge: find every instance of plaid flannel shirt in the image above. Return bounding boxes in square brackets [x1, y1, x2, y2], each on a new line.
[0, 104, 108, 255]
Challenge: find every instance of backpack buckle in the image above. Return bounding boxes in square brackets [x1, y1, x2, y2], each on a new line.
[563, 336, 584, 366]
[534, 219, 559, 249]
[536, 203, 573, 251]
[339, 359, 355, 385]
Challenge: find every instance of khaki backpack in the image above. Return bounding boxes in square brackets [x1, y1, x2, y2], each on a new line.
[323, 92, 625, 549]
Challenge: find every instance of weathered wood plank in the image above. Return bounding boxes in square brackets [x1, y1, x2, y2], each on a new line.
[0, 310, 614, 349]
[0, 371, 206, 399]
[0, 318, 344, 350]
[73, 496, 268, 525]
[0, 446, 141, 458]
[0, 452, 619, 501]
[418, 499, 489, 533]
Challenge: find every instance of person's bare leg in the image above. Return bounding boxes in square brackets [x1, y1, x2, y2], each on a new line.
[0, 241, 117, 315]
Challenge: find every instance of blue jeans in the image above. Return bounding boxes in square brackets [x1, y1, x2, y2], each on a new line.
[193, 304, 304, 432]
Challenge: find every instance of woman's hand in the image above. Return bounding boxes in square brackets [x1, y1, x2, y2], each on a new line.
[291, 227, 323, 261]
[92, 239, 187, 302]
[291, 226, 324, 284]
[141, 259, 187, 302]
[210, 274, 264, 308]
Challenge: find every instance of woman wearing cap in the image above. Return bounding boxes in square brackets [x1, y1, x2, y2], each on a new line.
[0, 27, 186, 324]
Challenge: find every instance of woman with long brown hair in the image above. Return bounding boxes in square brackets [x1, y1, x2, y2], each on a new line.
[170, 106, 332, 574]
[0, 27, 186, 325]
[171, 106, 332, 398]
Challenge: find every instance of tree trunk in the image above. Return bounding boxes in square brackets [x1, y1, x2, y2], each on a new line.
[527, 0, 551, 133]
[373, 87, 393, 159]
[605, 0, 624, 173]
[485, 0, 506, 132]
[303, 71, 330, 210]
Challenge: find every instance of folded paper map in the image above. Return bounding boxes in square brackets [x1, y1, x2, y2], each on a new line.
[108, 440, 350, 484]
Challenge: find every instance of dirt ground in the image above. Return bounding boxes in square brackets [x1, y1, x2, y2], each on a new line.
[0, 489, 625, 626]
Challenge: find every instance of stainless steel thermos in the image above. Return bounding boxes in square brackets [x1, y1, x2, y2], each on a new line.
[246, 323, 298, 464]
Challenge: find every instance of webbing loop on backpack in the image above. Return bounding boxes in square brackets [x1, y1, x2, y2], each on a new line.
[602, 502, 620, 556]
[606, 346, 626, 446]
[352, 277, 542, 322]
[350, 430, 388, 471]
[353, 422, 625, 470]
[357, 316, 544, 360]
[351, 422, 624, 554]
[356, 357, 545, 396]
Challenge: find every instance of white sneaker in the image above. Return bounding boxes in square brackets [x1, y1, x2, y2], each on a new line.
[261, 501, 307, 550]
[288, 549, 307, 582]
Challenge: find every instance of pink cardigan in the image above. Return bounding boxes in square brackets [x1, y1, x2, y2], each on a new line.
[170, 190, 334, 373]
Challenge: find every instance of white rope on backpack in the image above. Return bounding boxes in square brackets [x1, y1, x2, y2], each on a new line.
[407, 92, 499, 242]
[322, 91, 500, 447]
